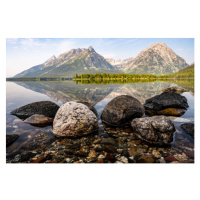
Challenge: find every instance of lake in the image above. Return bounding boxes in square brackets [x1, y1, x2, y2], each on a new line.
[6, 80, 194, 163]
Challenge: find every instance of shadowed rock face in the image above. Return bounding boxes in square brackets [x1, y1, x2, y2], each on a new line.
[53, 102, 99, 137]
[181, 123, 194, 138]
[101, 95, 144, 126]
[144, 91, 189, 116]
[10, 101, 59, 120]
[6, 134, 19, 147]
[131, 116, 176, 145]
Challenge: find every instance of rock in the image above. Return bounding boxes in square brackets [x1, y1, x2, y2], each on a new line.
[17, 133, 55, 152]
[118, 156, 128, 163]
[144, 92, 189, 116]
[164, 155, 178, 162]
[6, 134, 19, 147]
[136, 154, 156, 163]
[13, 119, 22, 124]
[53, 101, 99, 137]
[24, 114, 53, 127]
[103, 145, 117, 153]
[10, 101, 59, 119]
[162, 85, 187, 93]
[131, 116, 175, 145]
[101, 95, 144, 126]
[106, 153, 116, 163]
[76, 101, 98, 116]
[88, 150, 96, 158]
[145, 108, 186, 116]
[181, 123, 194, 138]
[31, 156, 46, 163]
[99, 137, 118, 146]
[185, 151, 194, 159]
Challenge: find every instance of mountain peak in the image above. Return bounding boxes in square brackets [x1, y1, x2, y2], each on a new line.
[88, 46, 95, 52]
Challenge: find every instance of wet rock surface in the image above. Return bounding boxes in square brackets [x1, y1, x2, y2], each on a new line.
[101, 95, 144, 126]
[131, 116, 176, 145]
[144, 92, 189, 116]
[6, 134, 19, 147]
[24, 114, 53, 127]
[10, 101, 59, 119]
[181, 123, 194, 138]
[53, 101, 99, 137]
[6, 122, 194, 163]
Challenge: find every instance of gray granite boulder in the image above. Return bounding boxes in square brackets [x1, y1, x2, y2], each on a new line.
[131, 116, 176, 145]
[101, 95, 144, 126]
[53, 101, 99, 137]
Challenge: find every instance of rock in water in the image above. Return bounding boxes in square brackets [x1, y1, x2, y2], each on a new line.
[24, 114, 53, 127]
[181, 123, 194, 138]
[101, 95, 144, 126]
[76, 101, 98, 116]
[10, 101, 59, 119]
[144, 92, 189, 116]
[6, 134, 19, 147]
[162, 85, 187, 93]
[131, 116, 176, 145]
[53, 101, 99, 137]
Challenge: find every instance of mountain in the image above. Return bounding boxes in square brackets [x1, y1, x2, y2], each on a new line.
[124, 42, 188, 75]
[106, 57, 134, 70]
[14, 55, 56, 77]
[16, 46, 121, 77]
[13, 43, 189, 77]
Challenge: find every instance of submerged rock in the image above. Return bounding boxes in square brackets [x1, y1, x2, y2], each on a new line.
[24, 114, 53, 127]
[6, 134, 19, 147]
[144, 92, 189, 116]
[131, 116, 175, 145]
[162, 85, 187, 93]
[10, 101, 59, 119]
[181, 123, 194, 138]
[101, 95, 144, 126]
[53, 101, 99, 137]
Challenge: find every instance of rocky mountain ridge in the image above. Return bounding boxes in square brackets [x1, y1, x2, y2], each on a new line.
[14, 42, 189, 77]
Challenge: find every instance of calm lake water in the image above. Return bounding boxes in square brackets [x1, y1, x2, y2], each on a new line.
[6, 80, 195, 163]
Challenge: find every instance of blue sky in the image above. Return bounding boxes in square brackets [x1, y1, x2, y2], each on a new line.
[6, 38, 194, 77]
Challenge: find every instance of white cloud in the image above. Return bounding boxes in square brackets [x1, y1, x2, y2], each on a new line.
[99, 51, 117, 59]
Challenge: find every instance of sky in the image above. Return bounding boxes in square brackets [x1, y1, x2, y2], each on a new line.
[6, 38, 194, 77]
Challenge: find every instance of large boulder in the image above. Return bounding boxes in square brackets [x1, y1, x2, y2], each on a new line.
[76, 101, 98, 116]
[10, 101, 59, 119]
[131, 116, 176, 145]
[53, 101, 99, 137]
[24, 114, 53, 127]
[144, 92, 189, 116]
[101, 95, 144, 126]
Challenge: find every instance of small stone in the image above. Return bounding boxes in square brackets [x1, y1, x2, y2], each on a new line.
[118, 156, 128, 163]
[106, 153, 116, 163]
[152, 150, 162, 158]
[185, 151, 194, 159]
[136, 154, 156, 163]
[100, 137, 117, 146]
[88, 150, 96, 158]
[164, 155, 178, 162]
[103, 145, 117, 153]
